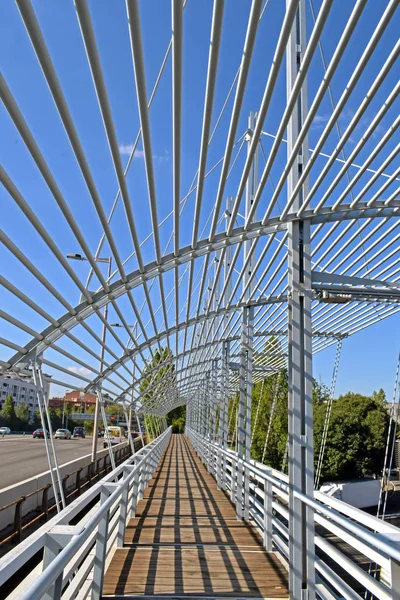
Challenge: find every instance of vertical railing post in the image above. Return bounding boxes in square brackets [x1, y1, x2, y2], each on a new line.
[217, 347, 224, 489]
[117, 466, 134, 547]
[92, 490, 111, 600]
[263, 473, 273, 551]
[138, 454, 145, 500]
[206, 371, 212, 473]
[41, 526, 83, 600]
[230, 453, 236, 504]
[222, 341, 230, 490]
[13, 497, 24, 543]
[130, 467, 139, 517]
[287, 1, 315, 597]
[42, 540, 63, 600]
[390, 558, 400, 600]
[42, 484, 50, 522]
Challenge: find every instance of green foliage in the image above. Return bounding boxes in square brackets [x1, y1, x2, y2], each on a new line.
[139, 347, 182, 436]
[171, 417, 185, 433]
[164, 405, 186, 434]
[144, 414, 160, 439]
[225, 340, 387, 482]
[140, 348, 175, 405]
[226, 336, 327, 470]
[251, 370, 288, 469]
[314, 391, 389, 480]
[0, 395, 17, 429]
[166, 405, 186, 426]
[15, 402, 29, 426]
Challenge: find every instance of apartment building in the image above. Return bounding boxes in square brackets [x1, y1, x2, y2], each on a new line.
[0, 372, 51, 420]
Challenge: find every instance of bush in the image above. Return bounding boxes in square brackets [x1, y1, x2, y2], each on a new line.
[171, 417, 185, 434]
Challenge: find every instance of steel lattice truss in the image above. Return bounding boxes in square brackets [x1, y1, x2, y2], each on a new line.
[0, 0, 399, 415]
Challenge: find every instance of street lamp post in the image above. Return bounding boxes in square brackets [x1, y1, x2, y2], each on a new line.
[111, 323, 138, 441]
[67, 253, 112, 464]
[62, 390, 70, 428]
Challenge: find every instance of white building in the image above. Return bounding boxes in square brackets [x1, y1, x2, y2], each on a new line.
[0, 372, 52, 421]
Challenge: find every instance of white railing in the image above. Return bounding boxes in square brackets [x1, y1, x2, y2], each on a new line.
[187, 427, 400, 600]
[0, 428, 171, 600]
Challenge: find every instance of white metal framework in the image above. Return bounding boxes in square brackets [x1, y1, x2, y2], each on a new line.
[0, 0, 399, 598]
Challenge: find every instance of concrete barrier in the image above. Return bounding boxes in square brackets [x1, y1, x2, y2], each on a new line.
[0, 442, 130, 533]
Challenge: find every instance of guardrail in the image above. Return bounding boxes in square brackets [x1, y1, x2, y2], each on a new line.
[0, 444, 134, 548]
[0, 427, 171, 600]
[186, 427, 400, 600]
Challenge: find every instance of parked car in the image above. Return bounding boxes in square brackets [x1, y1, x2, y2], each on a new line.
[33, 428, 49, 439]
[73, 426, 85, 438]
[0, 427, 11, 435]
[54, 428, 71, 440]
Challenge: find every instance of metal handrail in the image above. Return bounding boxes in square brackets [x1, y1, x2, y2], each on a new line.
[0, 443, 134, 548]
[0, 428, 171, 599]
[187, 427, 400, 600]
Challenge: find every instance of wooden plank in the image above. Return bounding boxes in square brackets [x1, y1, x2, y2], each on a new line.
[102, 435, 289, 598]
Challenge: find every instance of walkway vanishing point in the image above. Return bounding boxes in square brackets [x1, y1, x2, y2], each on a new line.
[102, 435, 289, 599]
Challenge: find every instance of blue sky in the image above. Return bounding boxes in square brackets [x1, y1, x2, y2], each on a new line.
[0, 0, 399, 401]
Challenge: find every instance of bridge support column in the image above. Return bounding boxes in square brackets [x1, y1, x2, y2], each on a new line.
[288, 218, 315, 599]
[236, 306, 253, 520]
[287, 0, 315, 597]
[219, 340, 230, 490]
[244, 305, 254, 521]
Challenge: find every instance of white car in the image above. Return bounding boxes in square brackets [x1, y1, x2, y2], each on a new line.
[0, 427, 11, 435]
[54, 428, 71, 440]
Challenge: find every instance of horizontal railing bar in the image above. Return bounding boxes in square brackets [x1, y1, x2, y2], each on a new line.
[205, 436, 400, 563]
[16, 429, 170, 600]
[187, 428, 399, 600]
[0, 428, 170, 595]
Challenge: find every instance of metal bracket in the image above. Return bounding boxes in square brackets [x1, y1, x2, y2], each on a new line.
[300, 435, 308, 447]
[46, 525, 84, 549]
[244, 127, 253, 141]
[101, 482, 121, 495]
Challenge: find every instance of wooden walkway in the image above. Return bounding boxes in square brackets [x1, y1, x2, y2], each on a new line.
[103, 435, 289, 599]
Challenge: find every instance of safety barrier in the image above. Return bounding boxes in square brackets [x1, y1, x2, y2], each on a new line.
[0, 443, 135, 548]
[187, 427, 400, 600]
[0, 427, 171, 600]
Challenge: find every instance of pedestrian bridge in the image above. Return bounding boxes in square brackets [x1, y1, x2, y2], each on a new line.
[1, 429, 399, 600]
[103, 434, 288, 598]
[1, 0, 399, 598]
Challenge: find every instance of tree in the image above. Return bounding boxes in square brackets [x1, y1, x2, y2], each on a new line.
[167, 405, 186, 433]
[166, 405, 186, 425]
[140, 348, 176, 406]
[15, 403, 29, 428]
[171, 417, 185, 433]
[251, 370, 288, 468]
[313, 391, 389, 481]
[0, 395, 17, 429]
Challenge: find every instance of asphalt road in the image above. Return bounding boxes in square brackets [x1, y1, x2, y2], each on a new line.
[0, 435, 102, 490]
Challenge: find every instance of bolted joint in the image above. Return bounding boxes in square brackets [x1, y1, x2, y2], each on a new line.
[244, 127, 253, 142]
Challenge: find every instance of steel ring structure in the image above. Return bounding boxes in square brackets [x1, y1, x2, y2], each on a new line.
[1, 0, 399, 415]
[1, 0, 399, 597]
